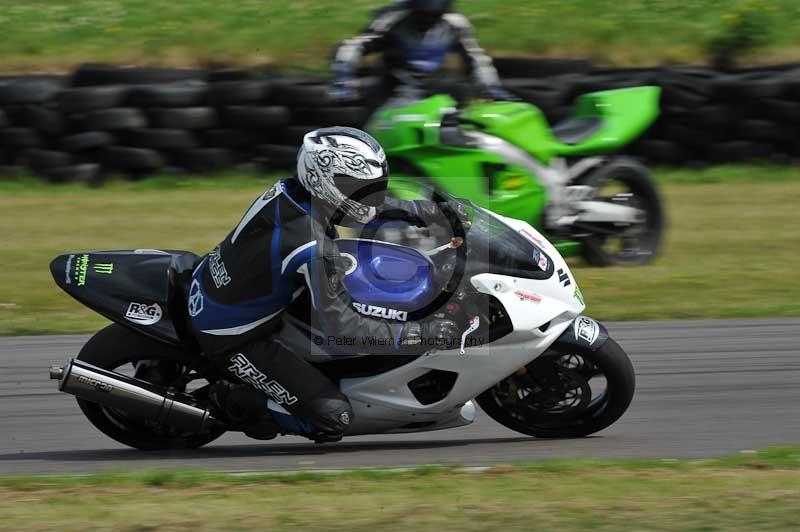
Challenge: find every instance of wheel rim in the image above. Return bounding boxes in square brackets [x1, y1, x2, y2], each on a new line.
[486, 352, 609, 430]
[578, 170, 661, 264]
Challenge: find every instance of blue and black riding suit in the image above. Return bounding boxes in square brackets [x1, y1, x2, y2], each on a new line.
[188, 178, 447, 439]
[332, 1, 506, 100]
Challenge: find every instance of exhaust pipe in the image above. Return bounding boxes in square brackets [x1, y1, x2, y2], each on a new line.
[50, 359, 221, 433]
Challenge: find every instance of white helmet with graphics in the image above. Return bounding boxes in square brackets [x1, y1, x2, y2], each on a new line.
[297, 127, 390, 224]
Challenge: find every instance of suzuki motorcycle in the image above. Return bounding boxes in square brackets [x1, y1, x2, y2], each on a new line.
[48, 195, 635, 450]
[367, 82, 664, 266]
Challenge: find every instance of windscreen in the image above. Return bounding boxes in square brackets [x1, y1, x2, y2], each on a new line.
[462, 202, 555, 281]
[383, 183, 555, 281]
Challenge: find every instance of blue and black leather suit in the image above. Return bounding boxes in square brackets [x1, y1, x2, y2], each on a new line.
[188, 178, 443, 439]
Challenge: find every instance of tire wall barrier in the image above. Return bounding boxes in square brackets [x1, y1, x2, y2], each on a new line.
[2, 60, 800, 184]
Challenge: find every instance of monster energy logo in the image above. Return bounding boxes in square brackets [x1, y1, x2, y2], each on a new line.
[93, 263, 114, 275]
[74, 254, 89, 287]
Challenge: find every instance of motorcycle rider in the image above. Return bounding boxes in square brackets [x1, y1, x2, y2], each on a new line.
[331, 0, 512, 101]
[188, 127, 463, 443]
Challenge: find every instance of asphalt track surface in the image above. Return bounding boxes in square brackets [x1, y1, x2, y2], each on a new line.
[0, 318, 798, 475]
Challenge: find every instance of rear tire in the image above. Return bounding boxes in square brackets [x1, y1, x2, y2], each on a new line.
[76, 324, 225, 450]
[477, 338, 635, 438]
[578, 158, 664, 266]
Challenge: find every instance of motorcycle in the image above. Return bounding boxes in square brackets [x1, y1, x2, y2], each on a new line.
[367, 81, 665, 266]
[47, 194, 635, 450]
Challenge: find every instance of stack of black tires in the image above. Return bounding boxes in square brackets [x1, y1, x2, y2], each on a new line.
[1, 60, 800, 184]
[0, 66, 377, 184]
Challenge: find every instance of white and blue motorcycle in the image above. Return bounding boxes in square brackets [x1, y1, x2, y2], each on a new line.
[48, 194, 634, 449]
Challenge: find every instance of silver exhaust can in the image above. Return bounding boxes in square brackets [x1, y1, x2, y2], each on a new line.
[50, 358, 220, 433]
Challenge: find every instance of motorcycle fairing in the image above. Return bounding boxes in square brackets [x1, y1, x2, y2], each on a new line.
[50, 249, 199, 345]
[338, 316, 576, 435]
[329, 216, 587, 435]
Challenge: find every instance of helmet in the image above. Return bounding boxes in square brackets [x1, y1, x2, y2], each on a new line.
[297, 127, 389, 224]
[408, 0, 453, 14]
[407, 0, 452, 31]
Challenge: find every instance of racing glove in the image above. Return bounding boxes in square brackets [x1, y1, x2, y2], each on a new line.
[485, 86, 517, 102]
[375, 199, 470, 235]
[401, 319, 460, 350]
[438, 201, 472, 236]
[329, 76, 360, 102]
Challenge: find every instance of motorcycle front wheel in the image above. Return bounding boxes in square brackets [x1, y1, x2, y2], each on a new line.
[476, 337, 635, 438]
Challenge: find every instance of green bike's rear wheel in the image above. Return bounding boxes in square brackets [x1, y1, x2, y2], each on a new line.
[577, 158, 664, 266]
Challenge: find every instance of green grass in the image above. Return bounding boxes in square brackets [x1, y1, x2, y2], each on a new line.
[582, 178, 800, 321]
[2, 447, 800, 531]
[0, 0, 798, 72]
[1, 165, 799, 336]
[651, 164, 800, 184]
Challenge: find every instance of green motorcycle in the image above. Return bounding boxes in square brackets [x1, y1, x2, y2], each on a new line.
[367, 85, 664, 266]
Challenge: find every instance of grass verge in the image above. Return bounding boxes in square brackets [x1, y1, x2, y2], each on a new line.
[1, 447, 800, 531]
[0, 0, 798, 72]
[1, 166, 799, 336]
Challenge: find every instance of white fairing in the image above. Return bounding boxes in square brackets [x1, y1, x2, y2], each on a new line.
[477, 213, 585, 332]
[332, 215, 586, 436]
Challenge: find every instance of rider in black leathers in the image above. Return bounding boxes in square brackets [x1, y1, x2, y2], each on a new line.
[188, 127, 463, 442]
[331, 0, 511, 101]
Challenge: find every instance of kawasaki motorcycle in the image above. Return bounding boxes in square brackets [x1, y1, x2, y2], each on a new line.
[48, 195, 634, 450]
[367, 82, 664, 266]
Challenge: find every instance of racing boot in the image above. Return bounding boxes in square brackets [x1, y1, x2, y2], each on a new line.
[265, 397, 353, 444]
[208, 381, 279, 440]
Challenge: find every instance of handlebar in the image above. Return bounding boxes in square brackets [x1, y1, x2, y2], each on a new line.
[390, 70, 509, 106]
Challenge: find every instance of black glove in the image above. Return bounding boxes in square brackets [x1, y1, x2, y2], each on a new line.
[485, 86, 519, 102]
[385, 200, 470, 235]
[329, 76, 360, 103]
[401, 320, 460, 350]
[437, 201, 471, 236]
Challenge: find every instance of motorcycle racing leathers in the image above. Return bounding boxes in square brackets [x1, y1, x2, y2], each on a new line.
[332, 1, 503, 98]
[188, 178, 448, 440]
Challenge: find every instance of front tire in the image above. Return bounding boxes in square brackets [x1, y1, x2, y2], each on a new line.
[476, 337, 635, 438]
[76, 324, 225, 450]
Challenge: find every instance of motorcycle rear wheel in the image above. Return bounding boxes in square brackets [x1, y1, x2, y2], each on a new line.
[476, 338, 635, 438]
[577, 158, 664, 266]
[76, 324, 226, 450]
